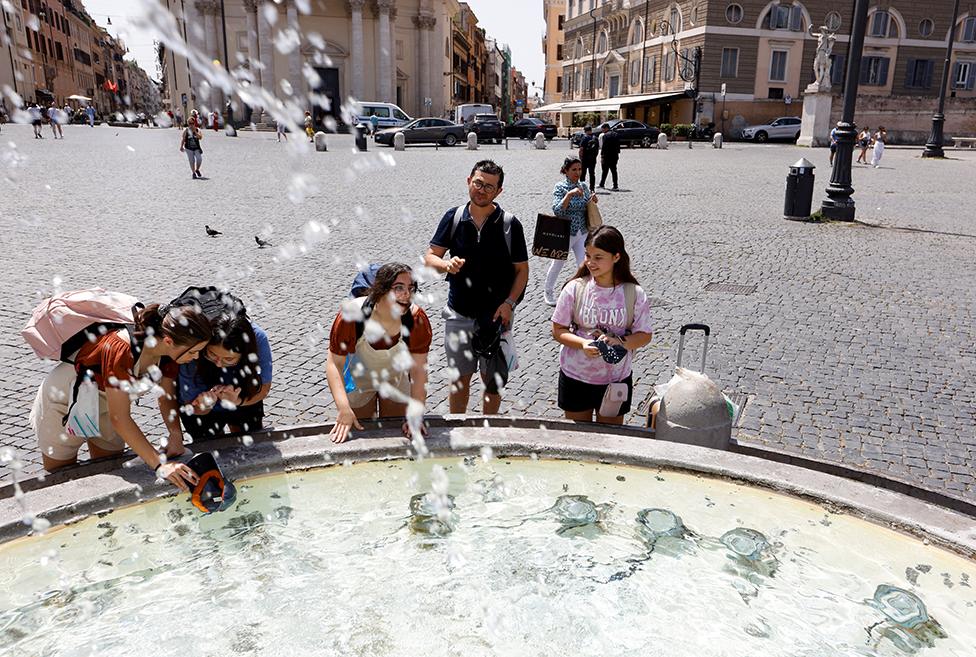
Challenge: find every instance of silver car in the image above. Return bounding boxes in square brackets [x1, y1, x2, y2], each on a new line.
[741, 116, 802, 143]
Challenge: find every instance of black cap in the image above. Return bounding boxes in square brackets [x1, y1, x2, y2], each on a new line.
[584, 125, 593, 131]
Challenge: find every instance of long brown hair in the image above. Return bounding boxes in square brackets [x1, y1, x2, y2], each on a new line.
[134, 303, 212, 348]
[565, 225, 640, 287]
[367, 262, 414, 307]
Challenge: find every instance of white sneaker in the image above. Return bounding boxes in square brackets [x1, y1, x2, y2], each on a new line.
[543, 290, 557, 306]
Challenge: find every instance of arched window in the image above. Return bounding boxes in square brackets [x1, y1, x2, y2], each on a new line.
[762, 2, 804, 32]
[868, 9, 898, 38]
[667, 7, 682, 34]
[575, 38, 583, 59]
[631, 20, 643, 45]
[597, 31, 608, 53]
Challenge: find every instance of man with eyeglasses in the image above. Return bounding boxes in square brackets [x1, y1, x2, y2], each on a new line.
[424, 160, 529, 415]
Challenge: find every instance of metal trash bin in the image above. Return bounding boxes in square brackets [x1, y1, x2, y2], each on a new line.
[354, 123, 368, 152]
[784, 158, 815, 221]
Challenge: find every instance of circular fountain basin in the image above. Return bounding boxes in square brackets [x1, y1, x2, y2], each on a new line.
[0, 423, 974, 656]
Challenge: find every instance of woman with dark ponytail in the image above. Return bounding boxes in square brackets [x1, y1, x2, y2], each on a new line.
[32, 301, 212, 490]
[177, 291, 273, 439]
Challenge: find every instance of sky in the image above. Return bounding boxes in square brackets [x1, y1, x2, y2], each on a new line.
[79, 0, 546, 94]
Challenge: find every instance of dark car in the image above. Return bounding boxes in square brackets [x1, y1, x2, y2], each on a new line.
[464, 113, 505, 143]
[571, 119, 661, 148]
[374, 117, 466, 147]
[505, 117, 557, 140]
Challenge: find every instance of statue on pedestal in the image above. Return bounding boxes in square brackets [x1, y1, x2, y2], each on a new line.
[809, 25, 836, 92]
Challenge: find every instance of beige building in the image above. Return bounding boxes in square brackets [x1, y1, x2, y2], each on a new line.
[160, 0, 468, 123]
[1, 2, 37, 107]
[546, 1, 976, 142]
[542, 0, 565, 105]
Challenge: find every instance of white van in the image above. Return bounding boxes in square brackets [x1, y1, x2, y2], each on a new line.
[454, 104, 493, 125]
[352, 102, 412, 131]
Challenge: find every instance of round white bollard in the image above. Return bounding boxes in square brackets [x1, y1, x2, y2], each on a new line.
[394, 131, 406, 151]
[467, 132, 479, 150]
[534, 132, 546, 150]
[314, 131, 328, 151]
[224, 124, 237, 137]
[657, 133, 668, 150]
[713, 132, 723, 149]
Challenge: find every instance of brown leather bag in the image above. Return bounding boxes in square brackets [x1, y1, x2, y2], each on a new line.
[586, 198, 603, 229]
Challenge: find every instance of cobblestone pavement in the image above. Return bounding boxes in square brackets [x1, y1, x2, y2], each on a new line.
[0, 124, 973, 501]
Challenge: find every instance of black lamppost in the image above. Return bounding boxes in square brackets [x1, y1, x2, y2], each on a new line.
[819, 0, 870, 222]
[589, 5, 600, 100]
[922, 0, 961, 158]
[661, 20, 702, 129]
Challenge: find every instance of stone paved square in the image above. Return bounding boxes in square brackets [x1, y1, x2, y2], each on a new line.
[0, 124, 973, 502]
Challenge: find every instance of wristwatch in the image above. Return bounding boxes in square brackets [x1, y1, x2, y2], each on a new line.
[504, 297, 517, 310]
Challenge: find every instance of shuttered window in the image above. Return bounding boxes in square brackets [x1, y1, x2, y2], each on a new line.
[860, 56, 890, 86]
[904, 59, 934, 89]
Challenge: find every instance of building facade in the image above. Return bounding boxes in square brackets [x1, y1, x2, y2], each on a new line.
[159, 0, 526, 124]
[542, 0, 565, 105]
[552, 1, 976, 141]
[0, 1, 145, 116]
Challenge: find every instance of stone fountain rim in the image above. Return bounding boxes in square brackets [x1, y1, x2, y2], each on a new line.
[1, 418, 974, 559]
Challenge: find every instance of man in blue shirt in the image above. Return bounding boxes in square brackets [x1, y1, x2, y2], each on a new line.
[424, 160, 529, 415]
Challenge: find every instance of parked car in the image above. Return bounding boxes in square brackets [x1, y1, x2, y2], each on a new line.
[464, 113, 505, 143]
[570, 119, 661, 148]
[373, 117, 466, 147]
[505, 117, 557, 140]
[352, 102, 412, 132]
[453, 103, 494, 125]
[741, 116, 802, 142]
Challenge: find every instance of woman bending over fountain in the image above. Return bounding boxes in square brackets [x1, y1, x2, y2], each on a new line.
[31, 301, 211, 490]
[551, 226, 654, 424]
[325, 263, 432, 443]
[177, 289, 273, 441]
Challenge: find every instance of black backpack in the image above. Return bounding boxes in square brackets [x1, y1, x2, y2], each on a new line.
[583, 135, 599, 157]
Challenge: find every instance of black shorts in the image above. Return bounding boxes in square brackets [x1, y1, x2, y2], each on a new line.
[829, 143, 837, 152]
[558, 371, 633, 415]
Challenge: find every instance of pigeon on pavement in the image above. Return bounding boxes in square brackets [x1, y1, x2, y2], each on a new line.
[255, 236, 272, 248]
[205, 225, 222, 237]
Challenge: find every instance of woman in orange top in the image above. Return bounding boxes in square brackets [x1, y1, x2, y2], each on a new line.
[325, 263, 432, 443]
[31, 302, 212, 490]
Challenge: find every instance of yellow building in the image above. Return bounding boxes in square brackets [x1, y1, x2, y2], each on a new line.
[541, 0, 565, 105]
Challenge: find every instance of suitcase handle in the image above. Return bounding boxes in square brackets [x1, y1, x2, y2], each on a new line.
[676, 323, 710, 372]
[679, 323, 710, 336]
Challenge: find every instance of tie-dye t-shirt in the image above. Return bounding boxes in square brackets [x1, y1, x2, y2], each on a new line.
[551, 278, 654, 385]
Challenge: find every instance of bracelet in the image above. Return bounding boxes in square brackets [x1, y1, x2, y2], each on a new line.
[154, 464, 164, 476]
[505, 297, 517, 309]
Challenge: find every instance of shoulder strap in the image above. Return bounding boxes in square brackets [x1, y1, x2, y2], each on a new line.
[448, 205, 466, 243]
[623, 283, 636, 329]
[571, 278, 586, 328]
[354, 297, 373, 343]
[502, 211, 514, 257]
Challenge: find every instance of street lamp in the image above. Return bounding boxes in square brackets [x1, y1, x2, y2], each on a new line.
[588, 4, 600, 100]
[922, 0, 961, 158]
[37, 9, 49, 93]
[819, 0, 870, 222]
[661, 20, 701, 128]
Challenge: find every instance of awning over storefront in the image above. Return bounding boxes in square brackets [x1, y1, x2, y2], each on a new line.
[531, 102, 567, 113]
[615, 91, 688, 106]
[551, 91, 689, 114]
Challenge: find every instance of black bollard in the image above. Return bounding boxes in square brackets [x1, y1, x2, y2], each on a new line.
[355, 123, 368, 152]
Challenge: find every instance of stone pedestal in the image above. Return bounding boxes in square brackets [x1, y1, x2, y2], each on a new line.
[798, 85, 833, 147]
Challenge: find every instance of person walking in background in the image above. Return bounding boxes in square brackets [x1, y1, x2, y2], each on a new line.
[29, 103, 44, 138]
[856, 126, 871, 164]
[276, 116, 288, 142]
[551, 226, 654, 425]
[870, 126, 887, 168]
[598, 123, 621, 191]
[544, 157, 599, 307]
[828, 125, 839, 166]
[210, 109, 220, 132]
[578, 125, 599, 190]
[180, 122, 205, 179]
[48, 103, 64, 139]
[188, 109, 199, 129]
[85, 104, 96, 127]
[304, 111, 314, 142]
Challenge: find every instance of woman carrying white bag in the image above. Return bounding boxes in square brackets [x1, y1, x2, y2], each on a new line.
[25, 289, 211, 490]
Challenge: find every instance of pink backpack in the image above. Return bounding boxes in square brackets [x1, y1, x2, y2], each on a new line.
[22, 288, 141, 361]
